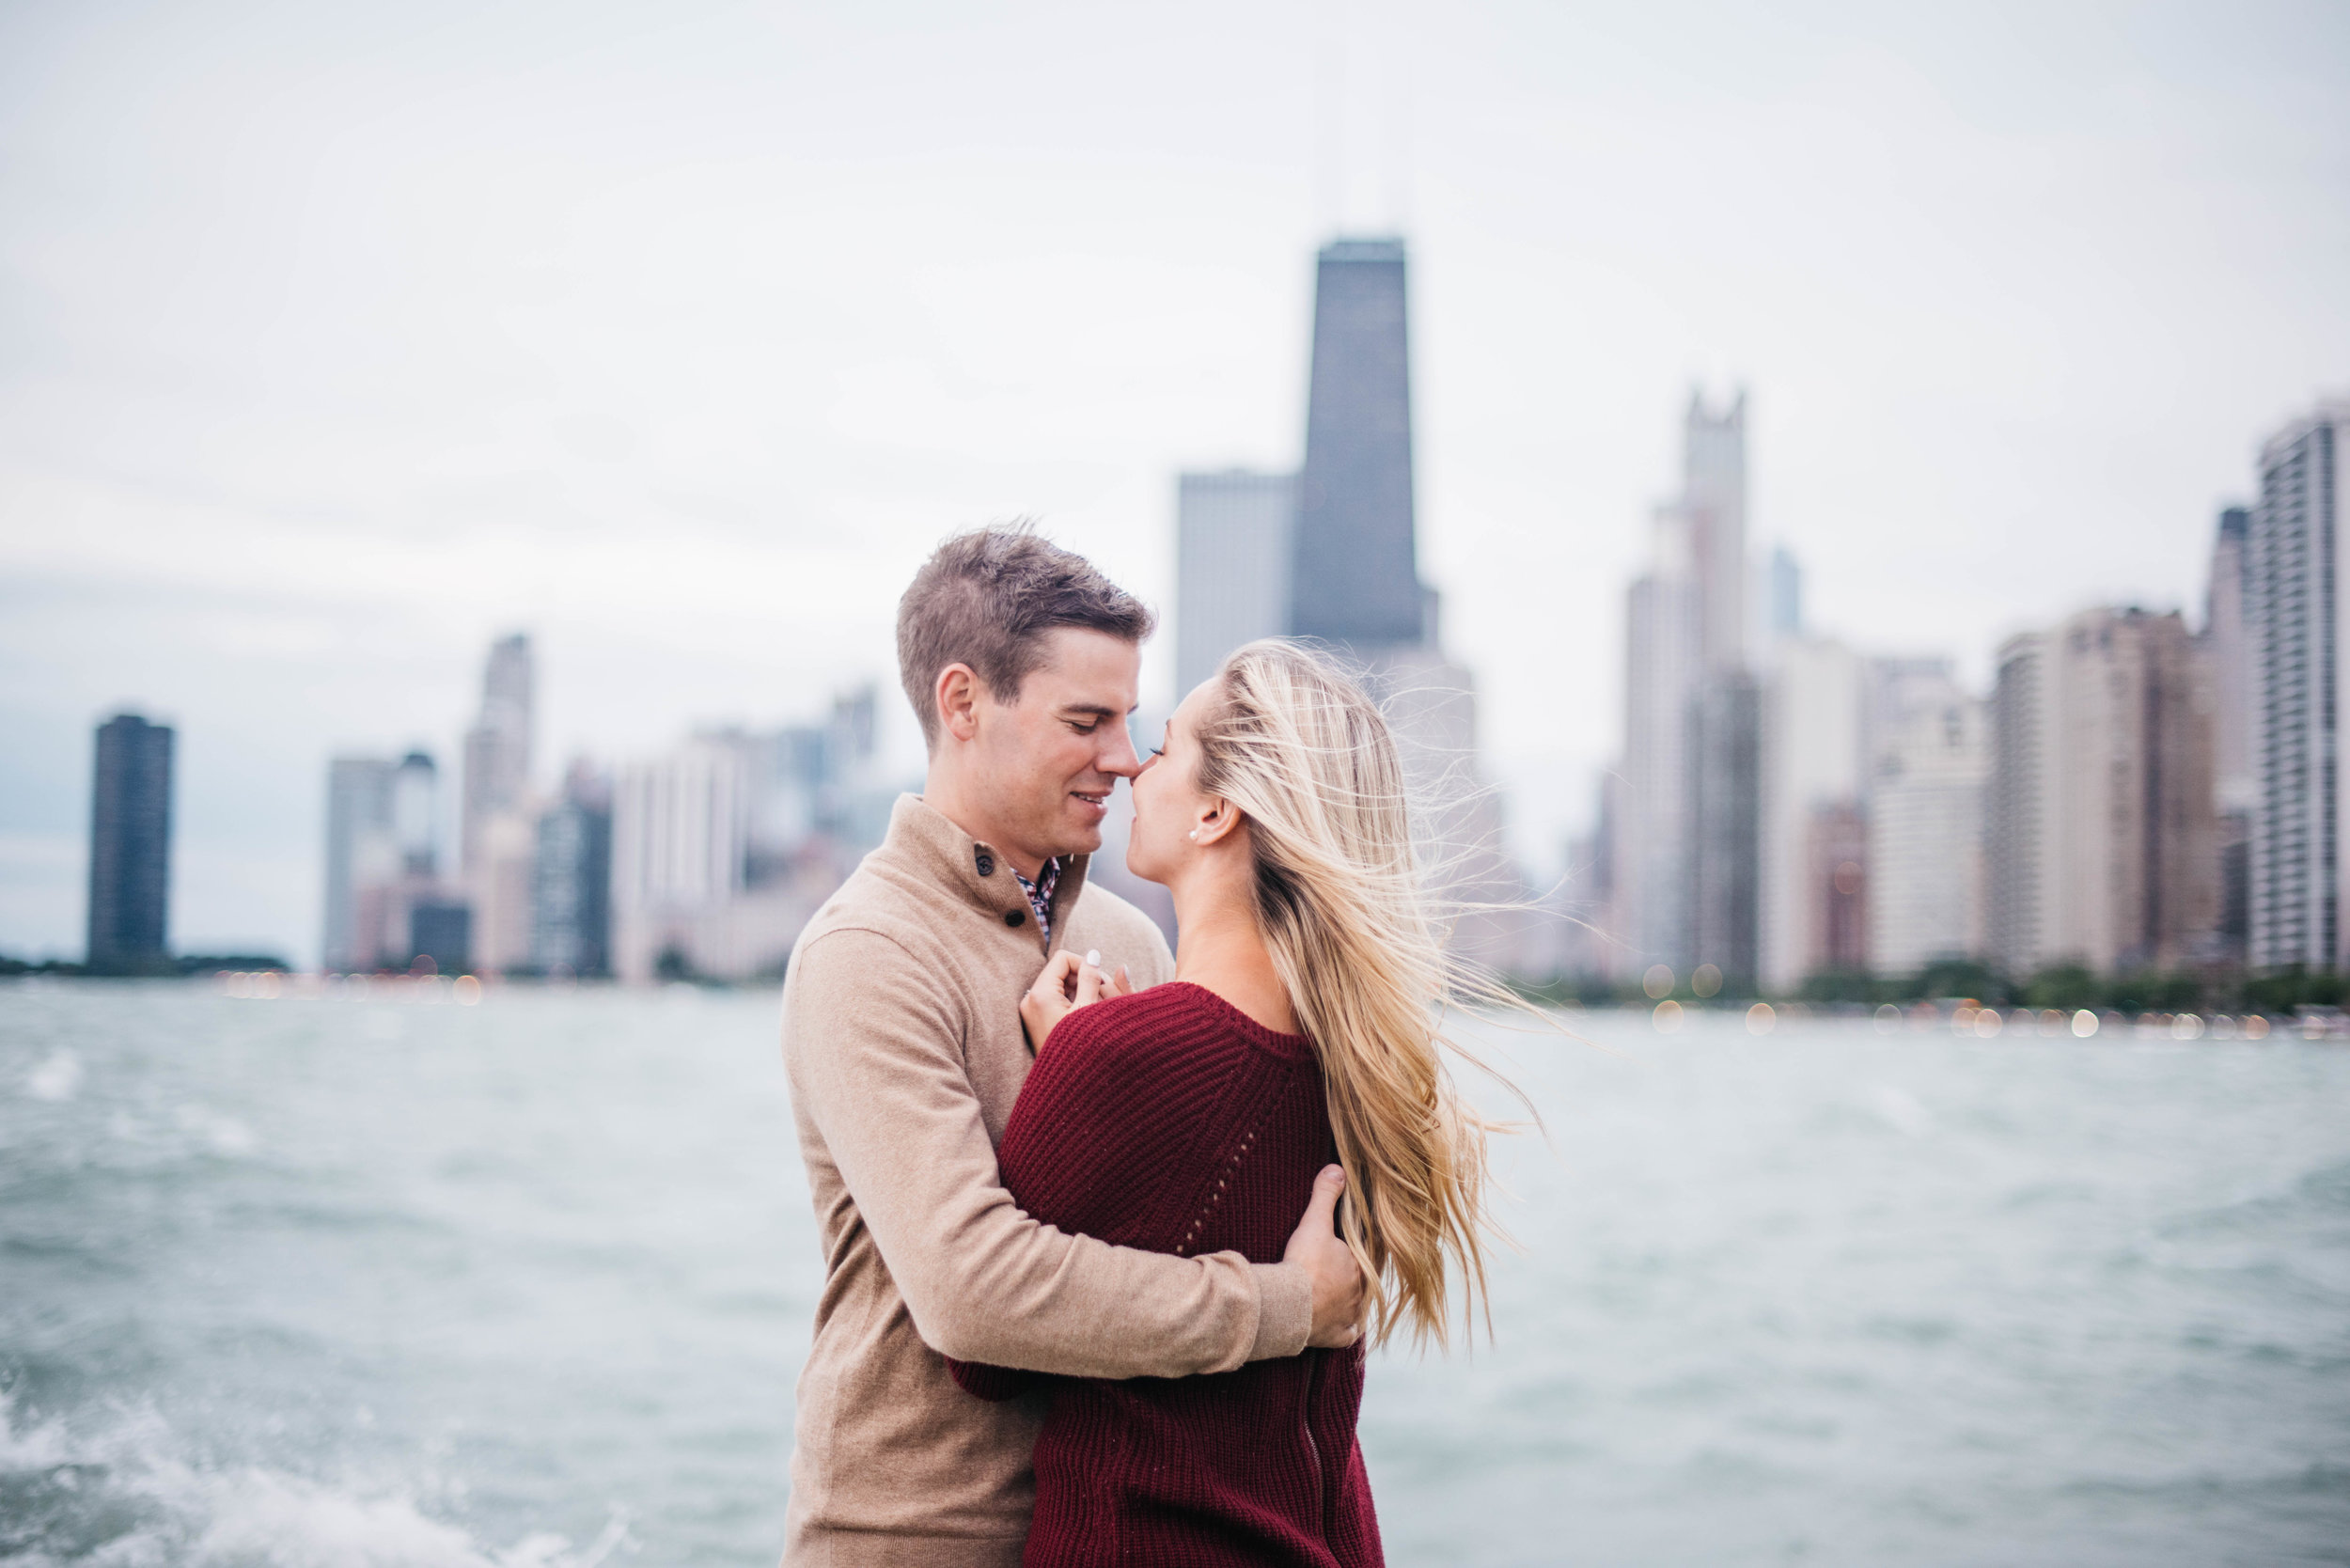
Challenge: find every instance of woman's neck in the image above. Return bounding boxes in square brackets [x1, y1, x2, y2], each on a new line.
[1169, 870, 1298, 1036]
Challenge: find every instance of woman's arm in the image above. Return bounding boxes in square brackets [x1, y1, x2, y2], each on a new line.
[943, 992, 1215, 1397]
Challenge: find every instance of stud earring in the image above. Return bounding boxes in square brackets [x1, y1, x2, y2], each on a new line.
[1187, 829, 1199, 840]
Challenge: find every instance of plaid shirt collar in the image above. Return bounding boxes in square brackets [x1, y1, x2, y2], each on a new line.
[1010, 858, 1064, 944]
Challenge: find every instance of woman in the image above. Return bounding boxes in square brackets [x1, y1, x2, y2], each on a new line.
[948, 639, 1519, 1567]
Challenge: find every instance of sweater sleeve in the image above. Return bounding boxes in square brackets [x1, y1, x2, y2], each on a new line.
[789, 927, 1309, 1378]
[943, 997, 1195, 1399]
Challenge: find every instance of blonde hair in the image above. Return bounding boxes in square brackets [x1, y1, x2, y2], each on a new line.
[1194, 639, 1526, 1349]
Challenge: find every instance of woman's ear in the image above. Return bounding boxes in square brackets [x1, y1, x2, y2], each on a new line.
[1194, 798, 1243, 848]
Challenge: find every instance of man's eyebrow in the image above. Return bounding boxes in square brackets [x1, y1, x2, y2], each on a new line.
[1058, 701, 1121, 718]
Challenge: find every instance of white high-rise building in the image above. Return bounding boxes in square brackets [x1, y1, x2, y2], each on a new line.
[461, 633, 537, 972]
[1609, 504, 1700, 978]
[1759, 636, 1865, 992]
[1684, 389, 1748, 675]
[1866, 668, 1986, 975]
[1608, 390, 1756, 983]
[322, 758, 395, 972]
[611, 735, 750, 984]
[2247, 400, 2350, 969]
[1176, 470, 1295, 698]
[462, 635, 534, 871]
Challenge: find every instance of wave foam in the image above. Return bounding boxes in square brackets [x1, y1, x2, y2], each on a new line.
[0, 1398, 629, 1568]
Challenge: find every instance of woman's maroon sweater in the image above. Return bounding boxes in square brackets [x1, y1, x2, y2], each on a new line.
[948, 980, 1383, 1568]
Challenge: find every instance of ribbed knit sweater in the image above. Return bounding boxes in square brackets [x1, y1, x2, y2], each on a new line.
[948, 982, 1385, 1568]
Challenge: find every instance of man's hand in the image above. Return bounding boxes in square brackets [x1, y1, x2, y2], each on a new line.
[1020, 949, 1133, 1051]
[1285, 1164, 1367, 1349]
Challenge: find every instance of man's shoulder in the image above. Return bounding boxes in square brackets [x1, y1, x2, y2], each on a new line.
[790, 859, 960, 978]
[804, 839, 963, 937]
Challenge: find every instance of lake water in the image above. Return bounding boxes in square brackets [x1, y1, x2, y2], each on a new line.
[4, 980, 2347, 1567]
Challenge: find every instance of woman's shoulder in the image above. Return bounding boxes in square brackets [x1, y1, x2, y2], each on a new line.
[1042, 982, 1308, 1081]
[1042, 981, 1226, 1067]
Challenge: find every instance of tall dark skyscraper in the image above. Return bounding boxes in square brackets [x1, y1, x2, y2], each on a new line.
[1291, 237, 1426, 651]
[86, 713, 174, 973]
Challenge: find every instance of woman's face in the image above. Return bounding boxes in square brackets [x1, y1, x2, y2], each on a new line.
[1126, 679, 1218, 884]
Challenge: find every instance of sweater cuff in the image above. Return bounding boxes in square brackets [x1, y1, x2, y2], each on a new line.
[1246, 1262, 1314, 1360]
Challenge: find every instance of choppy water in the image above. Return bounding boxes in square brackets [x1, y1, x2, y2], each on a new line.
[3, 981, 2346, 1567]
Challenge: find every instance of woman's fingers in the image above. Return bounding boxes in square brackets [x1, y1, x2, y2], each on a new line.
[1023, 961, 1056, 1008]
[1027, 951, 1132, 1045]
[1033, 949, 1081, 1002]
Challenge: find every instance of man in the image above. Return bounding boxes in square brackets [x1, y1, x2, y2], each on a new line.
[780, 527, 1366, 1566]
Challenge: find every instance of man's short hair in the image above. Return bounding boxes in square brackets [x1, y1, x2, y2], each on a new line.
[897, 525, 1156, 747]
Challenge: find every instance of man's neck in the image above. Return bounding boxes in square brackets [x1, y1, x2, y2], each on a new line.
[921, 767, 1050, 883]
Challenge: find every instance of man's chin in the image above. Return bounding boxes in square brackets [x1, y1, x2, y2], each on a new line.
[1049, 821, 1106, 861]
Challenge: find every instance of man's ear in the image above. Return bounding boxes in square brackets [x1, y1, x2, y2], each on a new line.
[935, 664, 983, 744]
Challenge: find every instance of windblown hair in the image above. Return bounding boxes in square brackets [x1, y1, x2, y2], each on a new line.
[897, 525, 1156, 748]
[1193, 639, 1525, 1350]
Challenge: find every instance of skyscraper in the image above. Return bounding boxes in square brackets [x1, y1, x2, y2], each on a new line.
[534, 763, 613, 979]
[1290, 238, 1424, 651]
[462, 633, 537, 973]
[1611, 508, 1700, 976]
[1165, 236, 1522, 967]
[610, 734, 750, 983]
[1865, 666, 1986, 976]
[1609, 390, 1757, 984]
[1989, 609, 2217, 976]
[1683, 390, 1749, 673]
[1687, 674, 1762, 981]
[462, 633, 534, 877]
[322, 756, 394, 972]
[323, 749, 444, 972]
[2246, 401, 2350, 970]
[86, 713, 174, 973]
[1758, 635, 1865, 992]
[1177, 469, 1294, 696]
[2205, 506, 2254, 960]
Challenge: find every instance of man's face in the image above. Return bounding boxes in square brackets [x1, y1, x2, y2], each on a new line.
[968, 628, 1142, 868]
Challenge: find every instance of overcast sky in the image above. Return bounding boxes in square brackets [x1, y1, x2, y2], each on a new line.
[4, 0, 2346, 964]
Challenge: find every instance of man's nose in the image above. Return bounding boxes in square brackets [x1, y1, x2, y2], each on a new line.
[1099, 724, 1142, 779]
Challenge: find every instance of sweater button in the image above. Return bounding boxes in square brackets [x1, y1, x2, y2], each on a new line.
[1004, 909, 1025, 927]
[976, 850, 995, 876]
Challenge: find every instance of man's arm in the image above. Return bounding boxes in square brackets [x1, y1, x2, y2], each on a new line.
[790, 926, 1314, 1378]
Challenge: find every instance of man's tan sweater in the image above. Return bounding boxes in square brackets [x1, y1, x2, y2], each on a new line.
[779, 794, 1314, 1567]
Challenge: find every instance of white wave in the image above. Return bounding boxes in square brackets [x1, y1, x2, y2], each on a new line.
[0, 1397, 630, 1568]
[26, 1047, 84, 1102]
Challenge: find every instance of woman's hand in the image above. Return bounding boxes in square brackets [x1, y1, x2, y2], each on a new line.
[1020, 949, 1134, 1051]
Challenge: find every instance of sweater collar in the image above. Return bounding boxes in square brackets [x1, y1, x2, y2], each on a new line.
[878, 792, 1092, 948]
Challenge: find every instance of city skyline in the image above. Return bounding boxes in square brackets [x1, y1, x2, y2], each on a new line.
[3, 2, 2345, 964]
